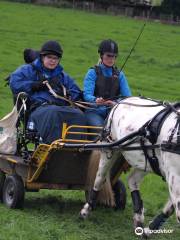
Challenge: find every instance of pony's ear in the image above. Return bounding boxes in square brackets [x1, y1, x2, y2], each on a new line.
[23, 48, 39, 64]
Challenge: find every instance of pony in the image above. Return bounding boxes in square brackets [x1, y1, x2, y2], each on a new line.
[79, 96, 180, 237]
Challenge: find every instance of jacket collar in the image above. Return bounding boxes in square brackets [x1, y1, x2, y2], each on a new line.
[99, 63, 114, 70]
[32, 58, 63, 78]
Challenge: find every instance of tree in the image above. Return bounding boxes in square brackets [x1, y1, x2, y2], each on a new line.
[161, 0, 180, 19]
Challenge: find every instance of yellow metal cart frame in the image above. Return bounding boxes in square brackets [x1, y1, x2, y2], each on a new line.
[0, 123, 129, 209]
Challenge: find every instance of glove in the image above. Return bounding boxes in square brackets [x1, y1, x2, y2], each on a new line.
[31, 81, 48, 92]
[49, 77, 59, 89]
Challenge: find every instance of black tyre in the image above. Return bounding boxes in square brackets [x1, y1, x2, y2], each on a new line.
[3, 174, 25, 209]
[112, 179, 126, 210]
[0, 170, 6, 202]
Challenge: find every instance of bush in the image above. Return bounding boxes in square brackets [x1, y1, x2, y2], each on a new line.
[161, 0, 180, 18]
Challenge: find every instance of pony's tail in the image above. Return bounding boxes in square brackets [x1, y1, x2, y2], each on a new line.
[85, 151, 115, 207]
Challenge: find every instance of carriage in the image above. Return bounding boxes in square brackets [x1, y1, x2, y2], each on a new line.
[0, 94, 128, 209]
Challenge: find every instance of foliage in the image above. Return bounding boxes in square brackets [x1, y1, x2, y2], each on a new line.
[0, 1, 180, 239]
[161, 0, 180, 18]
[4, 0, 180, 17]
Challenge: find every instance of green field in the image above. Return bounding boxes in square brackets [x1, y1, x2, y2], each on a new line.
[0, 1, 180, 240]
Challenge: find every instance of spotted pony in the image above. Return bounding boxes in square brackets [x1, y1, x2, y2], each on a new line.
[80, 97, 180, 237]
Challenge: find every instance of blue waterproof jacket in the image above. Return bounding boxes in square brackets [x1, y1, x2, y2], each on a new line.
[83, 63, 131, 116]
[10, 58, 82, 105]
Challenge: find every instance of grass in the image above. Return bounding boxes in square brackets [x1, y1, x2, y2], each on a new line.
[0, 1, 180, 239]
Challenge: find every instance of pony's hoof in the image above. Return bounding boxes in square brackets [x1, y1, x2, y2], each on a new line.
[79, 209, 88, 220]
[79, 203, 91, 220]
[133, 220, 144, 230]
[143, 227, 152, 238]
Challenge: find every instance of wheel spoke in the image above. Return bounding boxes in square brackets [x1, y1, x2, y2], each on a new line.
[3, 174, 25, 208]
[6, 183, 15, 203]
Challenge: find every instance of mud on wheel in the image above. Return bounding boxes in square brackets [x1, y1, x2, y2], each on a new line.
[0, 170, 6, 202]
[3, 174, 25, 209]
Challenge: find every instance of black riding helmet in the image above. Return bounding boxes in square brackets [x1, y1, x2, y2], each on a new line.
[40, 40, 63, 58]
[98, 39, 118, 56]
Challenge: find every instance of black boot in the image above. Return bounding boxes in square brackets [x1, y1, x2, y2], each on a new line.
[88, 189, 99, 210]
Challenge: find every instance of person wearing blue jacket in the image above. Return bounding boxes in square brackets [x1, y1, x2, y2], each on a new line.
[10, 40, 86, 144]
[83, 39, 131, 138]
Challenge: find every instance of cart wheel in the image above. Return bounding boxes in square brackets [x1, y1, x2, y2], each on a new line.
[0, 170, 6, 202]
[112, 179, 126, 210]
[3, 174, 25, 209]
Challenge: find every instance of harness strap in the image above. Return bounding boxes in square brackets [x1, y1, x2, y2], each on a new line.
[140, 137, 162, 177]
[163, 102, 180, 145]
[177, 122, 180, 144]
[168, 118, 180, 143]
[140, 138, 148, 172]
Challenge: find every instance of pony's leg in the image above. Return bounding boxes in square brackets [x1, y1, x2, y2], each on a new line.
[128, 169, 147, 229]
[144, 198, 174, 237]
[80, 150, 116, 219]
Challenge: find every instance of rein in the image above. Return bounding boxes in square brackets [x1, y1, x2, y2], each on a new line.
[46, 82, 111, 109]
[45, 82, 92, 109]
[46, 83, 166, 110]
[115, 100, 164, 108]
